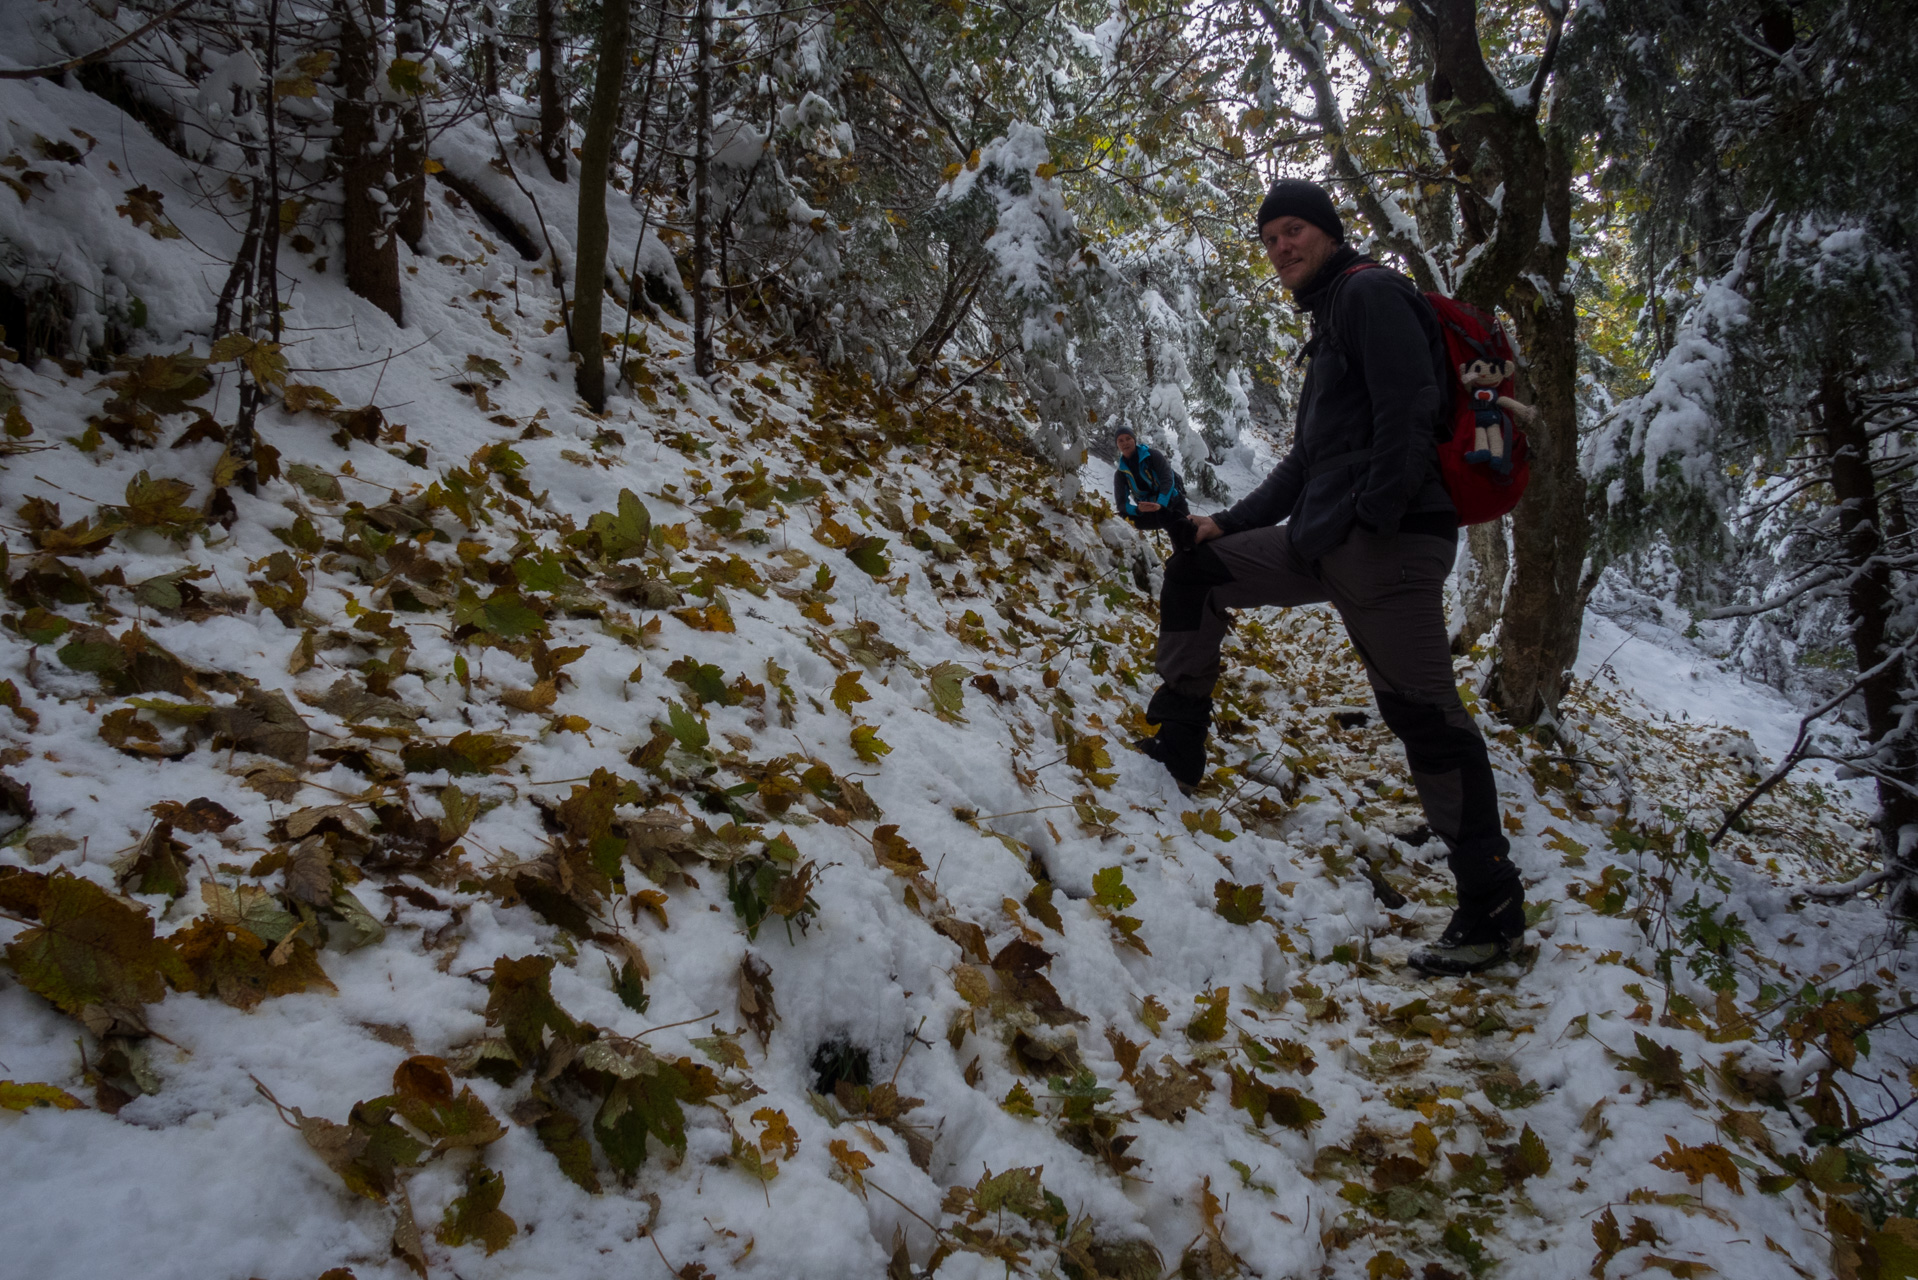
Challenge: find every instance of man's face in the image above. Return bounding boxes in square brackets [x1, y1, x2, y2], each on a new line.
[1260, 217, 1339, 291]
[1115, 433, 1137, 459]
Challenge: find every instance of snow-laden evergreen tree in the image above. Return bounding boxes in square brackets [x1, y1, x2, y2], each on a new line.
[1574, 0, 1918, 909]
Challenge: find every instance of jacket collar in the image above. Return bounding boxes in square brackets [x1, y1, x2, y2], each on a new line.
[1294, 244, 1365, 317]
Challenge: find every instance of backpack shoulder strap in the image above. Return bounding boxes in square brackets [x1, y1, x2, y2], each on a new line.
[1306, 260, 1399, 364]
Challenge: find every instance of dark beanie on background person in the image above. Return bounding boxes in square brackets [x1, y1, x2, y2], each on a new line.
[1255, 179, 1344, 243]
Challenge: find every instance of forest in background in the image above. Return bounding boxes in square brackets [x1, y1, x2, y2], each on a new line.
[8, 0, 1916, 883]
[2, 0, 1918, 1276]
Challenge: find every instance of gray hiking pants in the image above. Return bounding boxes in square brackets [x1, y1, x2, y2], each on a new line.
[1154, 523, 1510, 865]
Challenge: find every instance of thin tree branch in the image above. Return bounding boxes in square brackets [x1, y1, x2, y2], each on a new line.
[1525, 0, 1567, 115]
[1711, 642, 1918, 845]
[1703, 567, 1845, 620]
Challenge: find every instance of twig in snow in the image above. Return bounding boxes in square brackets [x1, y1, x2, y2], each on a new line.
[606, 1008, 720, 1042]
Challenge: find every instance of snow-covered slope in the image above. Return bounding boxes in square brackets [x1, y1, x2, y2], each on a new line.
[0, 64, 1911, 1280]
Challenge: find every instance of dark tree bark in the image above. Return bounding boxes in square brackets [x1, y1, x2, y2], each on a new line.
[537, 0, 568, 182]
[691, 0, 715, 376]
[335, 0, 402, 323]
[630, 6, 666, 186]
[1820, 370, 1918, 910]
[572, 0, 631, 412]
[901, 251, 988, 392]
[478, 1, 499, 97]
[392, 0, 427, 249]
[1499, 186, 1589, 722]
[1407, 0, 1585, 725]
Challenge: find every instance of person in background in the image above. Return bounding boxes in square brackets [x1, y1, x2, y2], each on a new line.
[1112, 427, 1194, 553]
[1135, 178, 1524, 977]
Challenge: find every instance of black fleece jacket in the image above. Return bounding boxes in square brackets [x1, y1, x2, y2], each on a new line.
[1215, 247, 1454, 560]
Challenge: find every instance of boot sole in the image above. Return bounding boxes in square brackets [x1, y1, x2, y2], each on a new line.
[1407, 942, 1516, 977]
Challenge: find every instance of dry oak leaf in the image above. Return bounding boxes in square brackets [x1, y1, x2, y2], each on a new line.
[828, 1137, 873, 1195]
[1652, 1135, 1743, 1193]
[2, 871, 192, 1019]
[150, 797, 240, 834]
[210, 686, 311, 766]
[933, 915, 991, 963]
[173, 916, 335, 1010]
[0, 1079, 87, 1111]
[1135, 1060, 1210, 1121]
[437, 1163, 517, 1255]
[872, 824, 927, 876]
[500, 679, 558, 713]
[283, 804, 372, 841]
[293, 1100, 427, 1204]
[284, 836, 336, 907]
[739, 952, 778, 1048]
[317, 677, 422, 725]
[484, 954, 578, 1068]
[391, 1055, 506, 1151]
[200, 878, 299, 941]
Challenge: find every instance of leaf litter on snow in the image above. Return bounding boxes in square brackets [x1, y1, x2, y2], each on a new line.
[0, 86, 1910, 1280]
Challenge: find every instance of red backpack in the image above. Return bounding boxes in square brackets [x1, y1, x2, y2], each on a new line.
[1339, 263, 1530, 525]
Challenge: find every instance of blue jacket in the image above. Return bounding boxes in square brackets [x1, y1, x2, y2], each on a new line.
[1113, 444, 1183, 517]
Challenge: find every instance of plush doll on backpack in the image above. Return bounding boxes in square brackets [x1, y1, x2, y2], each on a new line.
[1458, 356, 1536, 474]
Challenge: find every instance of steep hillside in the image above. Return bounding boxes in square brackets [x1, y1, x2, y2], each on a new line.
[0, 66, 1910, 1280]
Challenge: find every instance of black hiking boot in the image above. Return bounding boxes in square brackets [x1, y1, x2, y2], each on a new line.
[1409, 845, 1525, 976]
[1139, 687, 1212, 790]
[1407, 923, 1517, 976]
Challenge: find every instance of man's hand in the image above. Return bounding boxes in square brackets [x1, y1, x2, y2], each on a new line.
[1136, 501, 1161, 513]
[1191, 515, 1224, 544]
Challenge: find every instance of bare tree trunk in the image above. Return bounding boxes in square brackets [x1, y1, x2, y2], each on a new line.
[691, 0, 714, 376]
[478, 1, 499, 97]
[901, 252, 987, 392]
[537, 0, 568, 182]
[1821, 369, 1918, 913]
[572, 0, 631, 412]
[1400, 0, 1584, 726]
[392, 0, 427, 249]
[1486, 115, 1589, 725]
[631, 8, 665, 186]
[1454, 516, 1508, 652]
[335, 0, 402, 323]
[1495, 268, 1587, 723]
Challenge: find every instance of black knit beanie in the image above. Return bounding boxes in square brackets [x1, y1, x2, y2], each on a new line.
[1255, 179, 1344, 243]
[1113, 426, 1135, 441]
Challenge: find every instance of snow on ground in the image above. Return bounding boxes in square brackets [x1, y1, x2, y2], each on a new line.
[1574, 608, 1865, 801]
[0, 57, 1913, 1280]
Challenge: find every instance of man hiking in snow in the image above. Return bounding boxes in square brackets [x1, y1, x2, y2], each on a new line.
[1111, 427, 1194, 553]
[1135, 178, 1525, 976]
